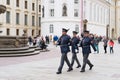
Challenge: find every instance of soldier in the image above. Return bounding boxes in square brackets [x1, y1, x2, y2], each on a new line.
[56, 28, 73, 74]
[71, 31, 81, 68]
[80, 30, 96, 72]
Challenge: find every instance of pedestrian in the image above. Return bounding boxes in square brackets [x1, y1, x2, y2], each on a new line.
[40, 36, 47, 50]
[103, 37, 108, 53]
[118, 36, 120, 44]
[45, 35, 50, 44]
[80, 30, 96, 72]
[108, 39, 114, 53]
[94, 36, 100, 53]
[71, 31, 81, 68]
[56, 28, 73, 74]
[53, 35, 58, 45]
[33, 37, 37, 46]
[28, 36, 33, 46]
[89, 34, 96, 53]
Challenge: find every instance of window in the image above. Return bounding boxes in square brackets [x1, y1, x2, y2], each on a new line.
[39, 5, 41, 12]
[6, 0, 10, 5]
[39, 30, 41, 35]
[16, 13, 20, 24]
[74, 9, 78, 17]
[49, 24, 54, 33]
[42, 6, 45, 17]
[32, 16, 35, 26]
[39, 17, 41, 27]
[74, 0, 79, 4]
[25, 1, 27, 9]
[16, 29, 19, 36]
[75, 25, 79, 32]
[32, 3, 35, 11]
[7, 29, 10, 36]
[6, 11, 10, 23]
[32, 30, 34, 36]
[62, 5, 67, 16]
[16, 0, 19, 7]
[50, 9, 54, 17]
[24, 14, 28, 25]
[50, 0, 54, 3]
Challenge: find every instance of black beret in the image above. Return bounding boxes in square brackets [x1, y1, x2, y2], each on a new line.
[62, 28, 69, 32]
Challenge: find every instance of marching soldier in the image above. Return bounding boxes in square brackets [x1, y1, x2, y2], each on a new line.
[71, 31, 81, 68]
[56, 28, 73, 74]
[80, 30, 96, 72]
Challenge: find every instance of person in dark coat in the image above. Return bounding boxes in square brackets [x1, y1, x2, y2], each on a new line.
[56, 28, 73, 74]
[71, 31, 81, 68]
[80, 30, 96, 72]
[103, 37, 108, 53]
[28, 36, 33, 46]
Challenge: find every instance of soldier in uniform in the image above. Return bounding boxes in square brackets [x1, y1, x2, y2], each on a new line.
[56, 28, 73, 74]
[80, 30, 96, 72]
[71, 31, 81, 68]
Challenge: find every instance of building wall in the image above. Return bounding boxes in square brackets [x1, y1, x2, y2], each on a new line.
[83, 0, 111, 36]
[0, 0, 41, 37]
[116, 0, 120, 38]
[41, 0, 82, 37]
[41, 0, 115, 37]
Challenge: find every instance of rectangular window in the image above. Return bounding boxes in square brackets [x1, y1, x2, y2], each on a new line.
[32, 3, 35, 11]
[16, 0, 19, 7]
[6, 0, 10, 5]
[39, 17, 41, 27]
[16, 13, 20, 24]
[32, 16, 35, 26]
[7, 29, 10, 36]
[24, 14, 28, 25]
[75, 25, 79, 32]
[39, 5, 41, 12]
[32, 30, 34, 36]
[25, 1, 27, 9]
[50, 9, 54, 17]
[74, 0, 79, 4]
[16, 29, 19, 36]
[74, 9, 78, 17]
[49, 24, 54, 33]
[6, 11, 10, 23]
[50, 0, 54, 3]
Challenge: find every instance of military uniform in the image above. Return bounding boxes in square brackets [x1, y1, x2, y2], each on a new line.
[71, 31, 81, 68]
[80, 31, 96, 72]
[56, 28, 73, 74]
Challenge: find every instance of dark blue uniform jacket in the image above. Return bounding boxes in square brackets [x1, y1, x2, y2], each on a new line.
[57, 35, 71, 53]
[71, 37, 80, 53]
[80, 37, 96, 54]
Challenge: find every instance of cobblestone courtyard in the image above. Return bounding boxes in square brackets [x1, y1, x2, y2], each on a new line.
[0, 41, 120, 80]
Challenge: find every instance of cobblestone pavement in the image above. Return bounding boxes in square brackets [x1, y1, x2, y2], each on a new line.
[0, 41, 120, 80]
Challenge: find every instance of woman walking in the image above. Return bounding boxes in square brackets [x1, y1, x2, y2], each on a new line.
[108, 39, 114, 53]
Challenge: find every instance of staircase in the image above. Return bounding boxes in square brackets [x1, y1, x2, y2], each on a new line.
[0, 47, 40, 57]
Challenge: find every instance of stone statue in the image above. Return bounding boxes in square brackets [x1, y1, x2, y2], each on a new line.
[22, 29, 28, 37]
[62, 5, 67, 16]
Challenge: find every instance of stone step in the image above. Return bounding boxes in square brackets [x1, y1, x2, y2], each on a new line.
[0, 51, 40, 57]
[0, 47, 29, 51]
[0, 48, 35, 54]
[29, 46, 43, 51]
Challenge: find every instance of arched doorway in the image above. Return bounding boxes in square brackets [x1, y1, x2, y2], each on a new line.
[83, 19, 88, 31]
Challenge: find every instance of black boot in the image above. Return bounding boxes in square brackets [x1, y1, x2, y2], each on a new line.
[89, 65, 94, 70]
[80, 69, 85, 72]
[76, 65, 81, 68]
[67, 68, 73, 72]
[56, 71, 62, 74]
